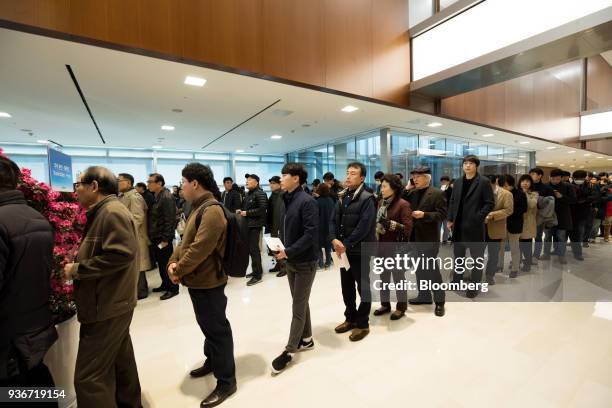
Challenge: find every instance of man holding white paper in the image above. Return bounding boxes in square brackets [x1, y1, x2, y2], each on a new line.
[270, 163, 319, 374]
[330, 162, 377, 342]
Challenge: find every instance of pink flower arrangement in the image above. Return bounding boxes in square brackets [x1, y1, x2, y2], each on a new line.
[1, 148, 85, 323]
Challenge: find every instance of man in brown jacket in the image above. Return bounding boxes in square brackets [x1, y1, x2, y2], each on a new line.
[64, 166, 141, 408]
[118, 172, 152, 299]
[167, 163, 237, 407]
[484, 175, 513, 285]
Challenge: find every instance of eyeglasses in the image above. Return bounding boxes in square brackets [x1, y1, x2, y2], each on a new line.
[73, 181, 90, 192]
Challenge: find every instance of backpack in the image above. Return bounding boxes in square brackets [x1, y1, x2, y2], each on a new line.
[195, 201, 249, 278]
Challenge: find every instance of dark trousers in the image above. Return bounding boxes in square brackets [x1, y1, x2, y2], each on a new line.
[189, 285, 236, 389]
[584, 212, 594, 242]
[153, 243, 178, 292]
[413, 247, 445, 304]
[569, 220, 586, 258]
[520, 238, 533, 267]
[380, 267, 408, 312]
[341, 252, 371, 329]
[534, 224, 545, 257]
[75, 311, 141, 408]
[137, 271, 148, 298]
[484, 236, 502, 279]
[0, 361, 57, 407]
[452, 241, 486, 283]
[285, 261, 317, 353]
[544, 227, 567, 257]
[248, 227, 263, 279]
[317, 245, 332, 267]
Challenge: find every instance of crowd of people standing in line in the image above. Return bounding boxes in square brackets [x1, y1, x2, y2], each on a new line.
[2, 153, 612, 408]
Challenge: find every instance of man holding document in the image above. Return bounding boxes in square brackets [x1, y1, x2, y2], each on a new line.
[330, 162, 377, 342]
[268, 163, 319, 374]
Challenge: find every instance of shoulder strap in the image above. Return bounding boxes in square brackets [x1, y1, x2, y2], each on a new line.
[195, 201, 223, 230]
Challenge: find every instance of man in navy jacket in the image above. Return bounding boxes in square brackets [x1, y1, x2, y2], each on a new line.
[270, 163, 318, 374]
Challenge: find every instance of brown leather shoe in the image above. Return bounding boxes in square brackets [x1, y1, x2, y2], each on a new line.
[349, 328, 370, 342]
[334, 321, 355, 334]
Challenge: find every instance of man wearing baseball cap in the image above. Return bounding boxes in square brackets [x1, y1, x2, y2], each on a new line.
[239, 174, 268, 286]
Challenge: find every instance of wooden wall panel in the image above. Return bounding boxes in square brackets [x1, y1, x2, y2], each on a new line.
[372, 0, 410, 105]
[0, 0, 411, 105]
[442, 61, 582, 144]
[324, 0, 373, 98]
[587, 55, 612, 110]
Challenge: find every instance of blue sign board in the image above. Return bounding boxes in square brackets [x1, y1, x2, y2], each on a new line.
[47, 147, 73, 192]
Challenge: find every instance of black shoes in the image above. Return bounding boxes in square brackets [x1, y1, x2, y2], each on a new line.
[486, 276, 496, 285]
[574, 255, 584, 261]
[390, 311, 405, 321]
[466, 289, 479, 298]
[435, 303, 445, 317]
[509, 271, 518, 278]
[539, 254, 551, 260]
[298, 338, 315, 352]
[276, 270, 287, 277]
[373, 306, 391, 316]
[137, 294, 148, 300]
[247, 277, 262, 286]
[271, 351, 293, 374]
[200, 384, 237, 408]
[152, 286, 165, 293]
[190, 361, 213, 378]
[558, 257, 567, 264]
[160, 291, 178, 300]
[245, 272, 254, 278]
[408, 297, 433, 305]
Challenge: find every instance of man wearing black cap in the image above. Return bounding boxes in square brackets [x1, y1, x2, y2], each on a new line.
[403, 166, 448, 316]
[239, 174, 268, 286]
[447, 155, 495, 298]
[266, 176, 286, 276]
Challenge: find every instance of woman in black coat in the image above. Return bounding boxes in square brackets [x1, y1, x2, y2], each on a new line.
[316, 183, 335, 268]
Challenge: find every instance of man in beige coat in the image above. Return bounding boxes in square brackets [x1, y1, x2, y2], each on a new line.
[118, 173, 152, 299]
[64, 166, 141, 408]
[484, 175, 513, 285]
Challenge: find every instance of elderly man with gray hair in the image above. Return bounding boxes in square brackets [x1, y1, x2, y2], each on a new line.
[64, 166, 142, 408]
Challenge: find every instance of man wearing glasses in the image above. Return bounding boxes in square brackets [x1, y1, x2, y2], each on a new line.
[146, 173, 178, 300]
[118, 173, 152, 300]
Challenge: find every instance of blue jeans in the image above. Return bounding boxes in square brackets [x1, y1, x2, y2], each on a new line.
[544, 227, 567, 257]
[534, 224, 545, 257]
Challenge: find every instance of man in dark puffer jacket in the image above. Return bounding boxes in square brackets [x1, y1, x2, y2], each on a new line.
[239, 174, 268, 286]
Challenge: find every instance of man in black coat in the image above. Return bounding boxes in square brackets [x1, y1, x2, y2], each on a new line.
[569, 170, 598, 259]
[240, 174, 268, 286]
[529, 168, 554, 260]
[542, 169, 576, 263]
[404, 166, 447, 316]
[0, 157, 57, 390]
[147, 173, 179, 300]
[447, 155, 495, 298]
[330, 162, 376, 342]
[266, 176, 286, 276]
[221, 177, 242, 213]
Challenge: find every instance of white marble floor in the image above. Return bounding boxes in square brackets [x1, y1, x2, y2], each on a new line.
[131, 242, 612, 408]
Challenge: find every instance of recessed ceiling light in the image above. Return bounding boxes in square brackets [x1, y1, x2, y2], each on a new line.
[161, 125, 175, 131]
[0, 112, 11, 118]
[152, 145, 162, 149]
[597, 156, 603, 159]
[36, 139, 49, 144]
[519, 155, 526, 158]
[482, 133, 494, 137]
[270, 135, 282, 140]
[546, 146, 558, 150]
[547, 162, 553, 165]
[567, 150, 576, 153]
[584, 153, 591, 157]
[580, 165, 585, 168]
[341, 105, 359, 113]
[427, 122, 442, 127]
[235, 149, 245, 153]
[570, 165, 575, 168]
[184, 76, 206, 87]
[519, 141, 530, 145]
[608, 159, 612, 161]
